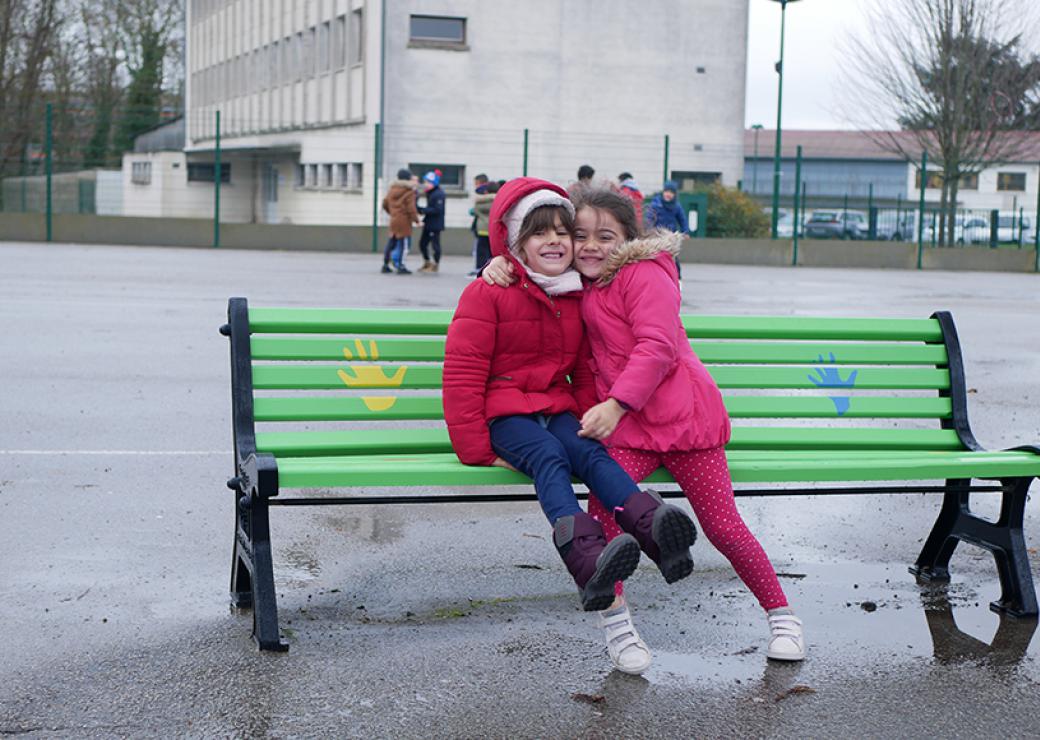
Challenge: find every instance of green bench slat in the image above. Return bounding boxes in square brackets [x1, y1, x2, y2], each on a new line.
[250, 337, 448, 361]
[274, 450, 1040, 488]
[253, 395, 952, 422]
[249, 308, 943, 343]
[681, 315, 944, 342]
[693, 342, 948, 366]
[249, 307, 453, 335]
[255, 426, 966, 458]
[252, 365, 444, 390]
[250, 364, 950, 391]
[248, 337, 948, 366]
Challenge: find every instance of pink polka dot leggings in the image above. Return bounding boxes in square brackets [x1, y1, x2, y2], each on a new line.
[587, 445, 788, 611]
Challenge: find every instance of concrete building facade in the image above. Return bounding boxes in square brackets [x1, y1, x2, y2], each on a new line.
[176, 0, 750, 226]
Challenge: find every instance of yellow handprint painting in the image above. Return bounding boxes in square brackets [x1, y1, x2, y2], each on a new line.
[339, 340, 407, 411]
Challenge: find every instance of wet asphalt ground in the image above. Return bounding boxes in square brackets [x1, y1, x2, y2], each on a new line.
[1, 241, 1040, 738]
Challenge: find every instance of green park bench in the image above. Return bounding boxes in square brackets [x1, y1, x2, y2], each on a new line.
[221, 297, 1040, 651]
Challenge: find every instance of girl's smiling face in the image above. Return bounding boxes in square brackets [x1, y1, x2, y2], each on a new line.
[573, 207, 625, 280]
[520, 213, 574, 276]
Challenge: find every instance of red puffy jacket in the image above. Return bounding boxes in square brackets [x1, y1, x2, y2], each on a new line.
[442, 178, 594, 465]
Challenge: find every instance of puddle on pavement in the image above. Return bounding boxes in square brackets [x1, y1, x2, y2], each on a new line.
[635, 560, 1039, 687]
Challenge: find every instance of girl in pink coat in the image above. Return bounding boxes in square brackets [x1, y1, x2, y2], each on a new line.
[485, 187, 805, 674]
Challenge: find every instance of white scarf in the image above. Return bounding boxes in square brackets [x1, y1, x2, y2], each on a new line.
[525, 267, 584, 296]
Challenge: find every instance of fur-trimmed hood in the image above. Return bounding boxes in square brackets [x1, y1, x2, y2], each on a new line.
[597, 229, 682, 286]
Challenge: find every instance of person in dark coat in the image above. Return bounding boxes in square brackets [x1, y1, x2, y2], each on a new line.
[644, 180, 688, 278]
[418, 170, 446, 273]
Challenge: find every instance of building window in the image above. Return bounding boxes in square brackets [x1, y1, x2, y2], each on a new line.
[187, 162, 231, 183]
[319, 21, 331, 73]
[336, 163, 349, 188]
[997, 172, 1026, 191]
[671, 170, 721, 191]
[334, 15, 346, 69]
[131, 161, 152, 185]
[915, 171, 980, 190]
[296, 164, 306, 187]
[350, 8, 364, 65]
[280, 38, 290, 84]
[349, 162, 363, 189]
[294, 32, 304, 80]
[320, 164, 333, 188]
[409, 15, 466, 45]
[409, 163, 464, 191]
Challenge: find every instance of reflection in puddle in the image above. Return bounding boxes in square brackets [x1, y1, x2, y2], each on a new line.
[919, 580, 1038, 665]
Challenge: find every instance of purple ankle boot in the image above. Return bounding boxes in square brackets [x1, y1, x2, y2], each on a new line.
[553, 512, 641, 612]
[614, 489, 697, 584]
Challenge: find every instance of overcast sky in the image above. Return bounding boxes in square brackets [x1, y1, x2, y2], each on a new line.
[745, 0, 864, 131]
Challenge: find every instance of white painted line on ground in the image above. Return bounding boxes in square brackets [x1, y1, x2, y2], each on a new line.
[0, 450, 226, 455]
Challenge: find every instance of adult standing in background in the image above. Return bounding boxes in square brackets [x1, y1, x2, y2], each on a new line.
[418, 170, 446, 273]
[644, 180, 688, 278]
[380, 168, 420, 274]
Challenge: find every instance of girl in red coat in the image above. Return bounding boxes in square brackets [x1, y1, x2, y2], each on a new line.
[443, 178, 698, 614]
[484, 188, 805, 674]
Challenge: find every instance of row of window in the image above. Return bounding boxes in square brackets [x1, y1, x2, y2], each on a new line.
[131, 162, 233, 185]
[916, 170, 1030, 192]
[297, 163, 364, 189]
[193, 11, 363, 107]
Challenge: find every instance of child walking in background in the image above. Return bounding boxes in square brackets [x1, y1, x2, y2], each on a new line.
[484, 187, 805, 674]
[443, 177, 698, 613]
[380, 168, 420, 274]
[418, 170, 446, 273]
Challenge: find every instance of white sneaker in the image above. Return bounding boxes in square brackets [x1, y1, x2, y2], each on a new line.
[598, 597, 652, 675]
[766, 612, 806, 661]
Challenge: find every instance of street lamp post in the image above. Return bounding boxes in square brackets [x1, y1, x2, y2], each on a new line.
[751, 123, 763, 195]
[769, 0, 802, 239]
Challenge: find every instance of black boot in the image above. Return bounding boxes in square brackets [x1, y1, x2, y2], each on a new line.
[553, 512, 641, 612]
[615, 489, 696, 584]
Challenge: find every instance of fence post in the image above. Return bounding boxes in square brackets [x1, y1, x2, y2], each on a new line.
[213, 110, 221, 248]
[1034, 161, 1040, 271]
[792, 145, 802, 266]
[45, 103, 53, 242]
[523, 128, 529, 176]
[662, 134, 670, 187]
[371, 122, 381, 253]
[915, 149, 931, 266]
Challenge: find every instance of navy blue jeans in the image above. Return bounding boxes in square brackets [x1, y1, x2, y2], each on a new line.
[489, 412, 640, 525]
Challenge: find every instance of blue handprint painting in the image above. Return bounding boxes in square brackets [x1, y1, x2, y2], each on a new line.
[808, 353, 858, 416]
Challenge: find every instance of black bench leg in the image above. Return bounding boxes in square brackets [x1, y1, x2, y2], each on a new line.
[910, 478, 968, 582]
[229, 492, 288, 652]
[911, 477, 1038, 618]
[989, 478, 1037, 617]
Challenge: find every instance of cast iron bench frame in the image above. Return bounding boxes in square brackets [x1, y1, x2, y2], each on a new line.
[221, 297, 1040, 651]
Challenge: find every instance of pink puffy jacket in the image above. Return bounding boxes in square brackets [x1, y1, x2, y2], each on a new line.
[581, 232, 731, 453]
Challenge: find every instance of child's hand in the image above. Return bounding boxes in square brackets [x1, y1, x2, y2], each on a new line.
[492, 456, 518, 472]
[578, 399, 626, 440]
[481, 256, 516, 287]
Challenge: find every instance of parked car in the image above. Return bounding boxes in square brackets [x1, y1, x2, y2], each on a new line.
[874, 211, 915, 241]
[996, 213, 1031, 244]
[804, 210, 869, 240]
[759, 208, 801, 238]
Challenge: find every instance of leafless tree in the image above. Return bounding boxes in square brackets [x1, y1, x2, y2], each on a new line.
[840, 0, 1040, 245]
[0, 0, 61, 180]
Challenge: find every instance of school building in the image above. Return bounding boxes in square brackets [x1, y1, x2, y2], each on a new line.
[122, 0, 751, 226]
